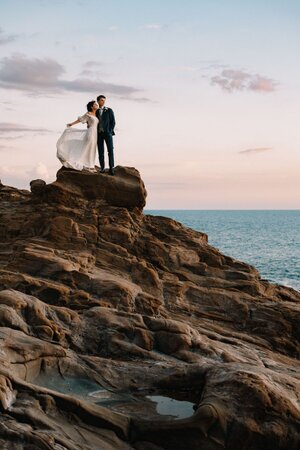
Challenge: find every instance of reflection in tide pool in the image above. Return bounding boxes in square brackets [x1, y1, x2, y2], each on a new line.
[146, 395, 195, 419]
[35, 374, 195, 420]
[35, 374, 105, 400]
[89, 389, 195, 419]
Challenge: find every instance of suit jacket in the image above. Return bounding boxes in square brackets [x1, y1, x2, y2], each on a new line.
[96, 107, 116, 135]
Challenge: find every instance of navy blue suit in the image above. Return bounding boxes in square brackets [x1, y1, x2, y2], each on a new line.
[96, 107, 115, 170]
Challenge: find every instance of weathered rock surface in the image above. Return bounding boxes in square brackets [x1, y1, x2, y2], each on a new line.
[0, 166, 299, 450]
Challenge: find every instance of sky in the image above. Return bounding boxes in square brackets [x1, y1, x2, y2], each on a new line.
[0, 0, 299, 209]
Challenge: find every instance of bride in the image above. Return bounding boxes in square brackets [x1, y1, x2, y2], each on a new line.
[56, 100, 99, 172]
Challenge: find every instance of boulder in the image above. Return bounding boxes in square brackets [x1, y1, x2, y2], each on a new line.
[44, 165, 147, 208]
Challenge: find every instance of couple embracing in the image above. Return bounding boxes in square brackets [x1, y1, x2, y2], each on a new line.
[57, 95, 116, 175]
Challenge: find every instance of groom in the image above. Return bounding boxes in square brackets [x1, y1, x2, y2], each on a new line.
[96, 95, 116, 175]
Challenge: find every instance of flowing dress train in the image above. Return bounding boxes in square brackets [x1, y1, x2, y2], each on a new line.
[56, 113, 99, 170]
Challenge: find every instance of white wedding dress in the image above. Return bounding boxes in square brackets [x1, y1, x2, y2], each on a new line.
[56, 113, 99, 170]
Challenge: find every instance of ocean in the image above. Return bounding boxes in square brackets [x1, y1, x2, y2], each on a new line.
[145, 210, 300, 292]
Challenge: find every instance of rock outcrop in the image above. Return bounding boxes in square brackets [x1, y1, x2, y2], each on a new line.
[0, 166, 299, 450]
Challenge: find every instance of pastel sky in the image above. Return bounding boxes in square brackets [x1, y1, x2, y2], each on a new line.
[0, 0, 299, 208]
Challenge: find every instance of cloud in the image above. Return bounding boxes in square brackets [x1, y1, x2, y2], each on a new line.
[0, 100, 16, 111]
[239, 147, 273, 154]
[211, 69, 277, 93]
[79, 69, 97, 77]
[78, 68, 110, 80]
[0, 54, 142, 97]
[28, 162, 51, 180]
[59, 78, 138, 95]
[0, 135, 27, 141]
[0, 162, 53, 188]
[0, 54, 64, 92]
[0, 123, 51, 142]
[0, 123, 50, 133]
[82, 60, 103, 68]
[140, 24, 163, 30]
[199, 60, 228, 70]
[108, 26, 119, 31]
[0, 27, 17, 45]
[119, 96, 154, 103]
[248, 76, 276, 92]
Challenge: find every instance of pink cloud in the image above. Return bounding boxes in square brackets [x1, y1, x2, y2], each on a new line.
[211, 69, 277, 93]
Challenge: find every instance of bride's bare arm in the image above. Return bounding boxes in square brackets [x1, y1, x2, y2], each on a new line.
[67, 119, 80, 127]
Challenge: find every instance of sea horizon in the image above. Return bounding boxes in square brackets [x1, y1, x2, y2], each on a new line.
[146, 209, 300, 292]
[145, 209, 299, 211]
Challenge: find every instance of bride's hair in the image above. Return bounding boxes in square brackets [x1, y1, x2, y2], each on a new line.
[87, 101, 96, 112]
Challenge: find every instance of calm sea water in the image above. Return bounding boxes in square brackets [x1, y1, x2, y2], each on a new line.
[146, 210, 300, 292]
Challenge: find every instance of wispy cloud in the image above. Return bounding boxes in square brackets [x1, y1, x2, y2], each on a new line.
[0, 136, 26, 141]
[119, 96, 154, 103]
[79, 60, 109, 78]
[199, 60, 228, 71]
[0, 123, 50, 133]
[79, 69, 96, 77]
[0, 54, 143, 98]
[60, 78, 139, 95]
[211, 69, 277, 93]
[140, 24, 164, 30]
[239, 147, 273, 154]
[0, 27, 17, 45]
[0, 100, 16, 111]
[0, 123, 51, 142]
[0, 54, 64, 92]
[82, 60, 103, 68]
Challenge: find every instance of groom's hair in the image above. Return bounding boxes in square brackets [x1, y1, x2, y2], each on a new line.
[87, 101, 96, 112]
[97, 95, 106, 101]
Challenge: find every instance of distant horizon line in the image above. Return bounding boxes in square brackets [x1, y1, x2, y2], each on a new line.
[145, 209, 300, 211]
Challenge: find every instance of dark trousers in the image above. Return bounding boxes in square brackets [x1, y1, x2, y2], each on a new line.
[97, 132, 114, 170]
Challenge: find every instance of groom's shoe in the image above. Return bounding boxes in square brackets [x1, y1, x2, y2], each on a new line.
[100, 168, 105, 173]
[109, 168, 115, 176]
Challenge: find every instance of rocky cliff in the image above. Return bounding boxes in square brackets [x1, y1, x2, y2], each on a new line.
[0, 166, 299, 450]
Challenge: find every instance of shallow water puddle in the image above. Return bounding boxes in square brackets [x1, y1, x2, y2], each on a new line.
[89, 390, 195, 419]
[34, 374, 195, 419]
[145, 395, 195, 419]
[34, 374, 106, 401]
